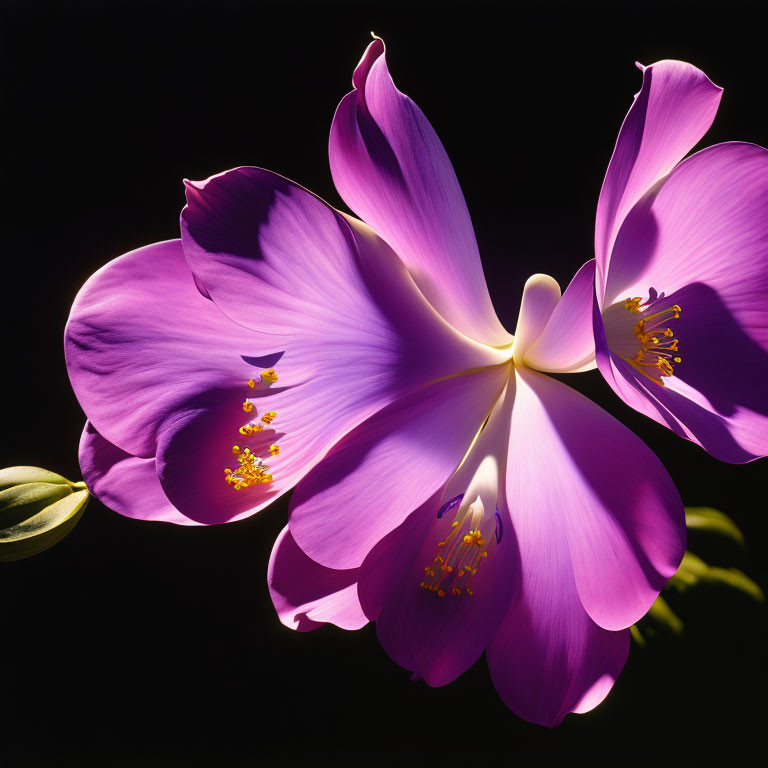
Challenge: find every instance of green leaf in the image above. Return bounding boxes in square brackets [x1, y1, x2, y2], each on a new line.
[684, 507, 745, 547]
[646, 595, 684, 636]
[667, 551, 764, 601]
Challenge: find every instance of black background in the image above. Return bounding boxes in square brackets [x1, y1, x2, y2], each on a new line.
[2, 1, 766, 765]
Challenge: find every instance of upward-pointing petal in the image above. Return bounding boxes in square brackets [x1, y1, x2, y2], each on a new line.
[595, 60, 722, 296]
[329, 37, 510, 347]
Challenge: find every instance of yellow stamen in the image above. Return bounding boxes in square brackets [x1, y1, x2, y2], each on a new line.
[614, 297, 684, 385]
[420, 503, 494, 599]
[225, 369, 281, 490]
[260, 369, 278, 384]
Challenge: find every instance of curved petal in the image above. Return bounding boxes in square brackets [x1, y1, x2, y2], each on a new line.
[78, 421, 192, 526]
[595, 60, 722, 294]
[268, 526, 366, 632]
[507, 368, 685, 631]
[289, 365, 510, 571]
[523, 261, 598, 373]
[487, 531, 630, 727]
[359, 493, 518, 687]
[329, 37, 510, 346]
[168, 166, 505, 524]
[598, 143, 768, 461]
[65, 240, 262, 458]
[596, 341, 767, 465]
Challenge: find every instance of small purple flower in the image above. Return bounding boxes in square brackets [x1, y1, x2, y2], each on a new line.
[592, 61, 768, 462]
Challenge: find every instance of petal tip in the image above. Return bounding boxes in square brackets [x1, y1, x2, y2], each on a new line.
[353, 35, 386, 90]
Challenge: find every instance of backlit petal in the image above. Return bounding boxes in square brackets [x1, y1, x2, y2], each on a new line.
[289, 365, 509, 571]
[65, 240, 260, 459]
[168, 167, 504, 523]
[268, 526, 366, 632]
[595, 60, 722, 294]
[487, 524, 629, 727]
[506, 368, 685, 631]
[329, 38, 510, 346]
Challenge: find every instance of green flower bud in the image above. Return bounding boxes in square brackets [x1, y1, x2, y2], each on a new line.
[0, 466, 89, 561]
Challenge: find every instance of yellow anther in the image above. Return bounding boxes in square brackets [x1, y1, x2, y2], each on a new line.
[421, 512, 493, 598]
[621, 297, 684, 383]
[228, 371, 282, 490]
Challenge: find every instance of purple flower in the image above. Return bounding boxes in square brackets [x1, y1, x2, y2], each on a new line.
[64, 38, 696, 725]
[593, 61, 768, 462]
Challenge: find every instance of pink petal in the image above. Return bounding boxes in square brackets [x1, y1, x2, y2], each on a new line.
[595, 60, 722, 294]
[167, 166, 504, 524]
[359, 494, 518, 686]
[289, 365, 510, 571]
[79, 421, 193, 526]
[329, 38, 510, 347]
[522, 261, 598, 373]
[268, 527, 367, 632]
[507, 368, 685, 631]
[598, 142, 768, 462]
[65, 240, 261, 459]
[487, 516, 629, 727]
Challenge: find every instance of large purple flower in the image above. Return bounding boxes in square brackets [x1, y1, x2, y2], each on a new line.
[65, 38, 690, 725]
[593, 61, 768, 462]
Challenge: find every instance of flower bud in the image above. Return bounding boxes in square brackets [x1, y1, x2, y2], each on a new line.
[0, 466, 89, 561]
